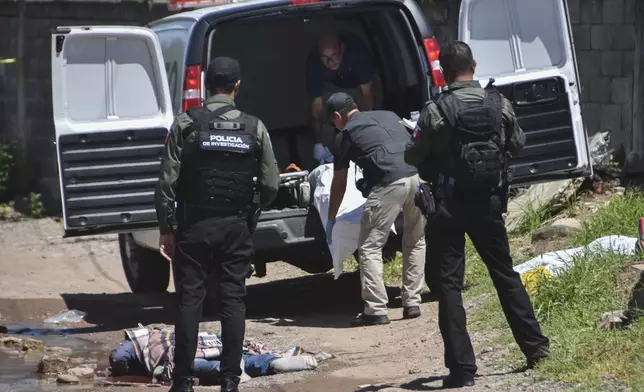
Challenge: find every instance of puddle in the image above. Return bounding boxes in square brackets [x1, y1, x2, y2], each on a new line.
[0, 323, 107, 391]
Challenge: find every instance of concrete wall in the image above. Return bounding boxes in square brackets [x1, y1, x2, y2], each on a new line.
[425, 0, 638, 150]
[570, 0, 637, 150]
[0, 0, 641, 212]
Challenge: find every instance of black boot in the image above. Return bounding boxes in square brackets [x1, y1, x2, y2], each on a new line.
[221, 377, 240, 392]
[527, 345, 551, 369]
[442, 372, 475, 388]
[403, 306, 421, 319]
[349, 313, 391, 327]
[169, 377, 194, 392]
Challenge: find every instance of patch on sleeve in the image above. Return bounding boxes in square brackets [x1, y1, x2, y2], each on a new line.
[413, 125, 422, 140]
[198, 131, 252, 154]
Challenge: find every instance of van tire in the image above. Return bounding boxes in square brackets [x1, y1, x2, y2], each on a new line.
[118, 233, 170, 294]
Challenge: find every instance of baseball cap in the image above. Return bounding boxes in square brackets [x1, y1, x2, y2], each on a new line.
[206, 57, 241, 89]
[325, 92, 358, 120]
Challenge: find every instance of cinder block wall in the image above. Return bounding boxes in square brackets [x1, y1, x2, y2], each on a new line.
[0, 1, 173, 212]
[570, 0, 636, 149]
[427, 0, 637, 149]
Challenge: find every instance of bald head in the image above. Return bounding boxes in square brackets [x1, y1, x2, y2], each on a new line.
[317, 31, 344, 71]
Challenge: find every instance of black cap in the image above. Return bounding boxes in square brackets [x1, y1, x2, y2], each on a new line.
[206, 57, 241, 90]
[325, 92, 358, 120]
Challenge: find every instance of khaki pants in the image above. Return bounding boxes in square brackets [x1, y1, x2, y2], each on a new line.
[358, 174, 427, 316]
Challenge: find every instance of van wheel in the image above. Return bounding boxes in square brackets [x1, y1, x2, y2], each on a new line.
[118, 233, 170, 294]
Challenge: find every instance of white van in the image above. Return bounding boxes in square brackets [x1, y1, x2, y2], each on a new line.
[50, 0, 591, 293]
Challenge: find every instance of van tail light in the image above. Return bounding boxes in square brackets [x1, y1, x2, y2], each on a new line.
[423, 37, 446, 87]
[182, 64, 202, 112]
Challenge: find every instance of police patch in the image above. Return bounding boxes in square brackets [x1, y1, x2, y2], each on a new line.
[198, 130, 252, 153]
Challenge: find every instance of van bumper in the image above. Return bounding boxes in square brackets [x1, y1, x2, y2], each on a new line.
[254, 208, 316, 250]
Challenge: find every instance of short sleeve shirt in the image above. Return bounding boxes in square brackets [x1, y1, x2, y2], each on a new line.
[333, 131, 353, 171]
[305, 33, 376, 98]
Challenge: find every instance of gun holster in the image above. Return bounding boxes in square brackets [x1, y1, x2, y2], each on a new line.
[247, 193, 261, 234]
[356, 178, 372, 199]
[414, 182, 436, 218]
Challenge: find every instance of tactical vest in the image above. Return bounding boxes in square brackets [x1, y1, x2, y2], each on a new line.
[346, 111, 417, 191]
[433, 87, 505, 191]
[177, 104, 259, 219]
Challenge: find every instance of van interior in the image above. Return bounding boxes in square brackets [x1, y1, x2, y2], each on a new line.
[208, 4, 427, 177]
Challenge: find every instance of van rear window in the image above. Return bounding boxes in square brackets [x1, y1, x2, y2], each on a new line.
[154, 25, 192, 115]
[466, 0, 567, 77]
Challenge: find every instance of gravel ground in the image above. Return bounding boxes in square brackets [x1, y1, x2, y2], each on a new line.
[0, 218, 569, 392]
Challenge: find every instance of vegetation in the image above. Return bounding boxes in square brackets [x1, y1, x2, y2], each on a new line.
[0, 142, 45, 220]
[468, 191, 644, 390]
[352, 189, 644, 389]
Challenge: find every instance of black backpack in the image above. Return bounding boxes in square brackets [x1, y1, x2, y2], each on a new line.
[433, 87, 505, 190]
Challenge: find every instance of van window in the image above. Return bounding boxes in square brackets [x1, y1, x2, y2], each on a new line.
[153, 23, 192, 115]
[467, 0, 567, 78]
[63, 35, 162, 121]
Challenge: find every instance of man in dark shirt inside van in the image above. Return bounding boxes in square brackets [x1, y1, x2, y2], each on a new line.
[306, 31, 376, 165]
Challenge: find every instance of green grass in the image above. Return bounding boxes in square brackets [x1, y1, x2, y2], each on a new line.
[467, 191, 644, 390]
[512, 201, 556, 236]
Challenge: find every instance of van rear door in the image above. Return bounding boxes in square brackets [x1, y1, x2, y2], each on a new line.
[51, 26, 173, 237]
[459, 0, 592, 185]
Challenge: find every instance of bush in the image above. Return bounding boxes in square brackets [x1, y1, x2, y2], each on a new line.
[0, 143, 17, 200]
[25, 192, 45, 218]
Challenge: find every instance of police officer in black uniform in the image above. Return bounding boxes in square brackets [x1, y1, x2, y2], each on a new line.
[155, 57, 280, 392]
[405, 42, 550, 388]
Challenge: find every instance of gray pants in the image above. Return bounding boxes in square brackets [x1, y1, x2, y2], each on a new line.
[358, 174, 427, 316]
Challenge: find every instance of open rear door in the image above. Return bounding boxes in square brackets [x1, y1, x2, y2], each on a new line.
[51, 26, 173, 237]
[459, 0, 592, 186]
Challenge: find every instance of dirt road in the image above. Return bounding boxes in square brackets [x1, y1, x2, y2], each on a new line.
[0, 218, 564, 392]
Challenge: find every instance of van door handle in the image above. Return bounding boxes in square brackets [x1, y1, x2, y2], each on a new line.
[514, 80, 559, 106]
[515, 97, 558, 106]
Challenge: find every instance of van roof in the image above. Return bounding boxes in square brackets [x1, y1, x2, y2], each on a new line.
[158, 0, 280, 22]
[151, 0, 405, 25]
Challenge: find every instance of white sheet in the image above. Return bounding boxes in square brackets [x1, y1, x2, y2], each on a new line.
[309, 162, 396, 279]
[513, 235, 639, 278]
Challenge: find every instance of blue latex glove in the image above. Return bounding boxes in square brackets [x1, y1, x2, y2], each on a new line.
[314, 143, 334, 165]
[313, 143, 326, 165]
[325, 219, 336, 245]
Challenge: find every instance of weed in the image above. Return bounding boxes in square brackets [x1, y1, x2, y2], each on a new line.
[0, 143, 17, 200]
[25, 192, 45, 218]
[512, 202, 554, 236]
[468, 192, 644, 389]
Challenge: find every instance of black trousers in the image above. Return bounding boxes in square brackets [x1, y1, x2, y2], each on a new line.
[172, 217, 254, 382]
[425, 194, 549, 376]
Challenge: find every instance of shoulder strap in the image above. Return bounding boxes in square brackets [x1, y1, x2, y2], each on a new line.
[209, 104, 237, 119]
[234, 112, 261, 160]
[432, 91, 459, 130]
[483, 87, 504, 144]
[182, 104, 237, 139]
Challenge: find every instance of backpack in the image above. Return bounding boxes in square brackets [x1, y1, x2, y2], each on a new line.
[434, 87, 505, 190]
